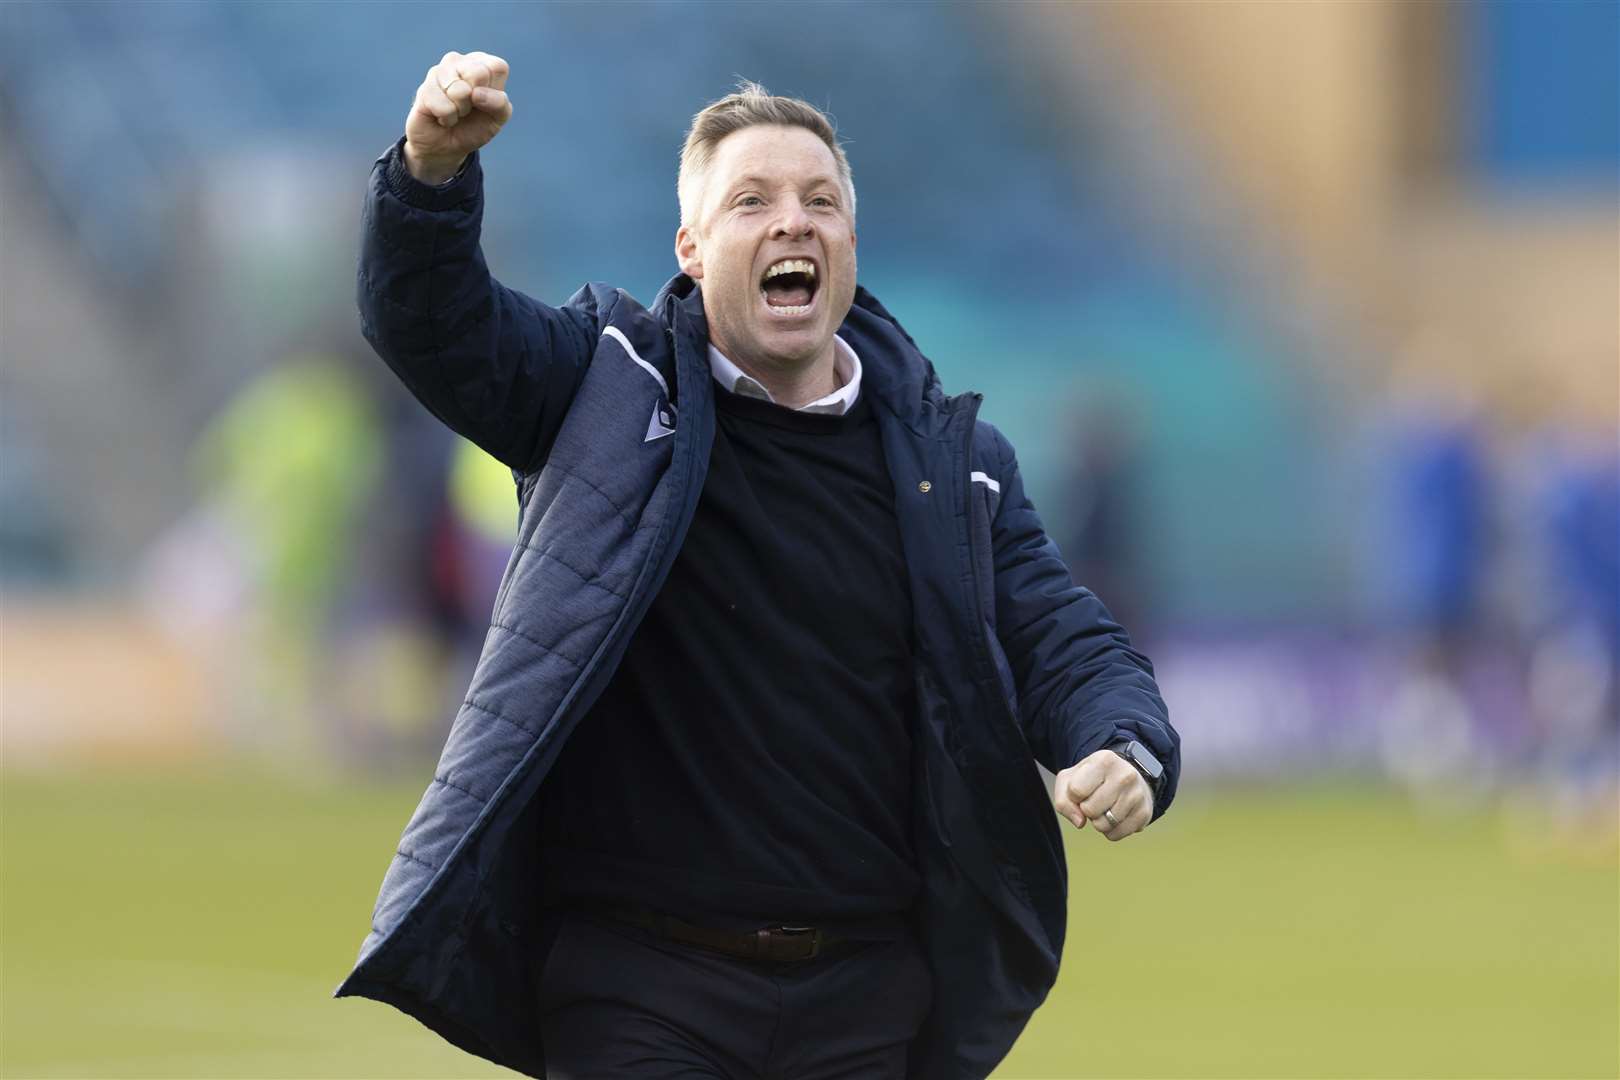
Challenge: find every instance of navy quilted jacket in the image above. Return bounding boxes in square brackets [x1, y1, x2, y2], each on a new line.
[336, 138, 1180, 1079]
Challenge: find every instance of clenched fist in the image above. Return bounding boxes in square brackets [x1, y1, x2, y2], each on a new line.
[403, 50, 514, 184]
[1052, 746, 1154, 841]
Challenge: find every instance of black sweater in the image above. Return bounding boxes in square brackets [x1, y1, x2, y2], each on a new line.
[538, 383, 920, 927]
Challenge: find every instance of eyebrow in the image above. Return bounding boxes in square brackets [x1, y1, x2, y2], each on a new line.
[727, 174, 842, 195]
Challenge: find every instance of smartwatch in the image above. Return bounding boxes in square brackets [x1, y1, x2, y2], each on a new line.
[1110, 738, 1165, 802]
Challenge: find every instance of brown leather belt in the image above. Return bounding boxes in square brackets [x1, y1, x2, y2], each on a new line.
[601, 905, 839, 964]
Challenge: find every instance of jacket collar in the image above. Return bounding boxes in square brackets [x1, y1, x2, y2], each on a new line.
[653, 273, 956, 435]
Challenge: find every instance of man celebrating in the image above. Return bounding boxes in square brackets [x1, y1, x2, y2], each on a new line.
[338, 50, 1180, 1079]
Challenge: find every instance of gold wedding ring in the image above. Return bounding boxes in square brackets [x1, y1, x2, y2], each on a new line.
[1103, 808, 1120, 828]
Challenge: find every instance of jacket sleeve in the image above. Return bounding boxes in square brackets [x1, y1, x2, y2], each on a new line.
[987, 425, 1180, 819]
[357, 136, 601, 472]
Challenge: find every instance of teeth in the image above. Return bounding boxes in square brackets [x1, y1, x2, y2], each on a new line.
[763, 258, 816, 280]
[767, 303, 813, 316]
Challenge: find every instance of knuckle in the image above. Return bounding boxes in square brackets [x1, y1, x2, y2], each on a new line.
[441, 50, 462, 64]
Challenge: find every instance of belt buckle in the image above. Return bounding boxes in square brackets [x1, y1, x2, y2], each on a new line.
[759, 924, 820, 961]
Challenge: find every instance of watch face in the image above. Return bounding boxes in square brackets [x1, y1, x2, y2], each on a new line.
[1128, 740, 1164, 780]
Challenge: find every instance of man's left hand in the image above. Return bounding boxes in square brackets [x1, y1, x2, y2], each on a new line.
[1052, 747, 1154, 841]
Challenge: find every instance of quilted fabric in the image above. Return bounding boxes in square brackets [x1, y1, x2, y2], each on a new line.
[339, 138, 1179, 1079]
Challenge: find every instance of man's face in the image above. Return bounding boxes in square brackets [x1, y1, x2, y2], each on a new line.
[676, 125, 857, 376]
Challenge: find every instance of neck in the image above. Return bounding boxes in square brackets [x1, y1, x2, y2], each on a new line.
[723, 340, 841, 409]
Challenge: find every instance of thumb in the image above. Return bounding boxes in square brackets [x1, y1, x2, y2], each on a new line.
[1052, 770, 1087, 829]
[471, 86, 513, 124]
[1065, 751, 1113, 805]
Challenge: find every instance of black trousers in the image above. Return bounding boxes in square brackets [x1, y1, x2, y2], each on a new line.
[535, 911, 933, 1079]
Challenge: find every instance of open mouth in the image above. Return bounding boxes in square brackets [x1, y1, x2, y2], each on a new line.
[760, 258, 819, 317]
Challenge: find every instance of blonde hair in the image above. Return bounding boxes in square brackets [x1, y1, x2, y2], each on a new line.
[677, 81, 855, 227]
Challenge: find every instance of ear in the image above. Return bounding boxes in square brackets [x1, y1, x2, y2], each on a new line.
[675, 224, 703, 280]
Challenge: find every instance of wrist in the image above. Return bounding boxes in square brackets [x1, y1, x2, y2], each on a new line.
[1109, 738, 1165, 803]
[403, 140, 467, 186]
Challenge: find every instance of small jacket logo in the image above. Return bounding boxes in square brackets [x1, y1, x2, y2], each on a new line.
[644, 398, 677, 442]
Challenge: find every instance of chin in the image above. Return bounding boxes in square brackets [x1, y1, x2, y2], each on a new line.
[756, 325, 831, 366]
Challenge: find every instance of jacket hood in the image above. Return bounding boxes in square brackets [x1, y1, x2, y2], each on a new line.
[653, 273, 955, 432]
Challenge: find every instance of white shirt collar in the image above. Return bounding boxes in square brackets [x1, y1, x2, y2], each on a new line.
[707, 336, 862, 416]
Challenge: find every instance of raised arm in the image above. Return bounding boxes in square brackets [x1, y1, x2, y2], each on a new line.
[359, 51, 600, 472]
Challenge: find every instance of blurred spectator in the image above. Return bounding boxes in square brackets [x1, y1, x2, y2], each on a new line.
[140, 352, 381, 756]
[1058, 385, 1148, 638]
[443, 439, 525, 628]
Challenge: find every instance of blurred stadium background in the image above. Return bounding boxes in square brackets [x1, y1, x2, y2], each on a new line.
[1, 1, 1615, 1077]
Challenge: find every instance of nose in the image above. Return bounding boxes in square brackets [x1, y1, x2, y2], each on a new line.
[771, 202, 814, 240]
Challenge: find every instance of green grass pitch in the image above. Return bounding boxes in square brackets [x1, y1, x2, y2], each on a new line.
[3, 763, 1615, 1077]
